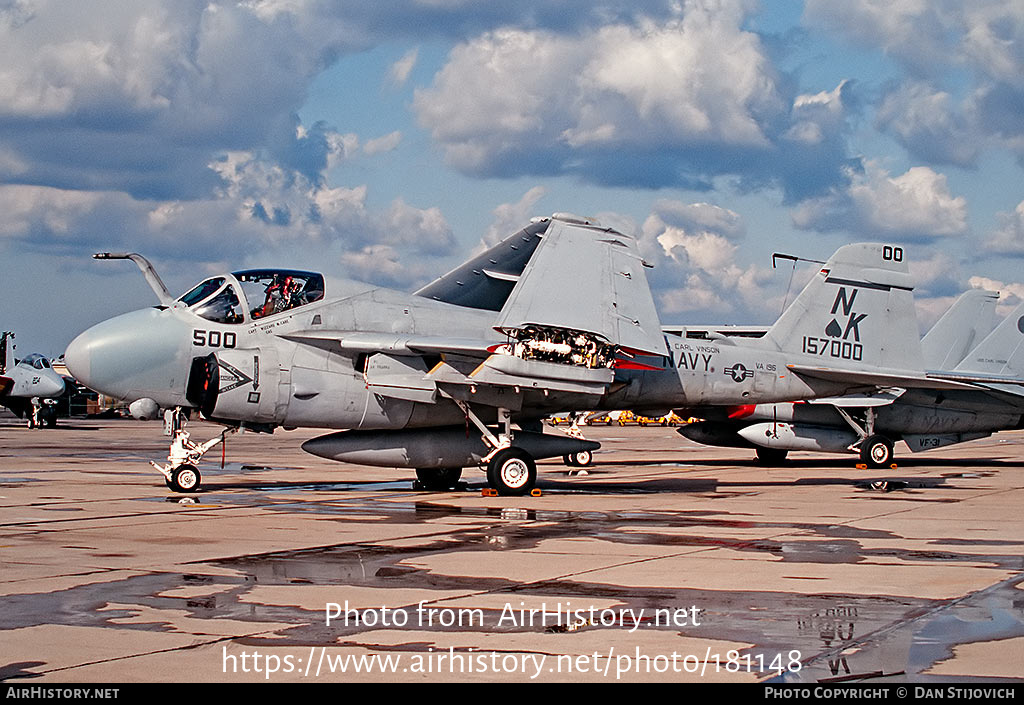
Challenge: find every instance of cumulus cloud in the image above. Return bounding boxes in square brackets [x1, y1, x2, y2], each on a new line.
[388, 47, 419, 87]
[805, 0, 1024, 164]
[983, 200, 1024, 255]
[481, 186, 548, 247]
[414, 2, 859, 199]
[633, 200, 779, 321]
[875, 81, 981, 167]
[791, 163, 968, 240]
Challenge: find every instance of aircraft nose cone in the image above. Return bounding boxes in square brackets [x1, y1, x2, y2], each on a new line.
[64, 330, 93, 390]
[41, 373, 65, 398]
[64, 308, 191, 405]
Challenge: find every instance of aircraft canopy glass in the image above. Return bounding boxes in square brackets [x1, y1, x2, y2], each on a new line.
[233, 270, 325, 320]
[22, 353, 51, 370]
[178, 270, 325, 324]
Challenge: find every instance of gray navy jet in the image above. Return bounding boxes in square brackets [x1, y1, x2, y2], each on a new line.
[65, 216, 965, 494]
[677, 285, 1024, 468]
[1, 332, 66, 427]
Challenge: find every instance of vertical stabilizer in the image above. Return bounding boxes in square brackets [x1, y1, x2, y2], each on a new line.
[760, 243, 923, 371]
[921, 289, 998, 371]
[955, 299, 1024, 376]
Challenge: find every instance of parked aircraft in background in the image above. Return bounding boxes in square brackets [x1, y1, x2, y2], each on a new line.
[64, 213, 970, 495]
[1, 332, 66, 427]
[676, 287, 1024, 468]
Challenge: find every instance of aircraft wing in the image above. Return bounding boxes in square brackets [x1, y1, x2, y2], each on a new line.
[281, 331, 497, 357]
[413, 220, 548, 311]
[788, 364, 979, 391]
[493, 217, 667, 356]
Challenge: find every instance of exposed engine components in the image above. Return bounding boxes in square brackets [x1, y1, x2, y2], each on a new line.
[506, 325, 616, 369]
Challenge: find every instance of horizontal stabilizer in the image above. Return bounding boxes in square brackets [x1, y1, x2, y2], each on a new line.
[493, 218, 667, 356]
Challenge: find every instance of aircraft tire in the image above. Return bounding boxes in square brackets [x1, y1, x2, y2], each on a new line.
[169, 464, 202, 493]
[860, 435, 894, 468]
[755, 447, 789, 465]
[570, 450, 592, 467]
[414, 467, 462, 491]
[486, 448, 537, 496]
[562, 454, 577, 467]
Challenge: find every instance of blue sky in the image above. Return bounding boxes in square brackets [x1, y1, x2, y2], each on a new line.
[2, 0, 1024, 358]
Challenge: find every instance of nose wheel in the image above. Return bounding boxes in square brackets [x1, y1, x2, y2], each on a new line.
[151, 409, 237, 493]
[165, 464, 202, 493]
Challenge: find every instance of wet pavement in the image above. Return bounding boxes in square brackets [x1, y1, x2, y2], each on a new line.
[2, 414, 1023, 682]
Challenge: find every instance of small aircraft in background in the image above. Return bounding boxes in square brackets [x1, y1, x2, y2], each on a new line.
[1, 331, 66, 427]
[65, 212, 971, 495]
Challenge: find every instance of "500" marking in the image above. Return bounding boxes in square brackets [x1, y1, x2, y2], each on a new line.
[192, 330, 237, 348]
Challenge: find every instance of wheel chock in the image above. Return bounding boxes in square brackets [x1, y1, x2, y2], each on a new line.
[530, 488, 542, 497]
[855, 463, 867, 470]
[889, 463, 898, 470]
[481, 488, 498, 497]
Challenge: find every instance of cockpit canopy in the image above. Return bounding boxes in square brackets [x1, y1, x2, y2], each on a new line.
[177, 269, 325, 324]
[20, 353, 52, 370]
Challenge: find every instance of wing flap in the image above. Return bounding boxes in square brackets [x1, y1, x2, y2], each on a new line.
[364, 353, 437, 404]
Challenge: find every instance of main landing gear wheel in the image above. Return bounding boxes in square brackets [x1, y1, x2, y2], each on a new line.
[167, 464, 201, 493]
[487, 448, 537, 496]
[860, 435, 894, 468]
[414, 467, 463, 491]
[562, 450, 593, 467]
[755, 447, 789, 465]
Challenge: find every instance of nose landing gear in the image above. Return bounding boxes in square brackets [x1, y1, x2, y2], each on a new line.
[151, 408, 237, 492]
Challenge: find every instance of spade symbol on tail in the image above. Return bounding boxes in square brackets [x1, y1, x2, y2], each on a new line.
[824, 319, 843, 338]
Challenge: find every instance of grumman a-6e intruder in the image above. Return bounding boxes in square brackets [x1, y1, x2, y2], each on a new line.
[65, 215, 969, 495]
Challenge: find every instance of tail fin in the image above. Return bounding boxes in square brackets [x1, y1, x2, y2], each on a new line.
[760, 243, 923, 371]
[954, 299, 1024, 376]
[921, 289, 998, 370]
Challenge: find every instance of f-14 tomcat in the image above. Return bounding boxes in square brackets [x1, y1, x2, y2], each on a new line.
[1, 332, 65, 427]
[65, 214, 964, 495]
[681, 286, 1024, 469]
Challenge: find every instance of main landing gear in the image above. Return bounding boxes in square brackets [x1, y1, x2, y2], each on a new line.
[859, 434, 894, 469]
[832, 406, 897, 469]
[151, 408, 237, 493]
[452, 401, 539, 496]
